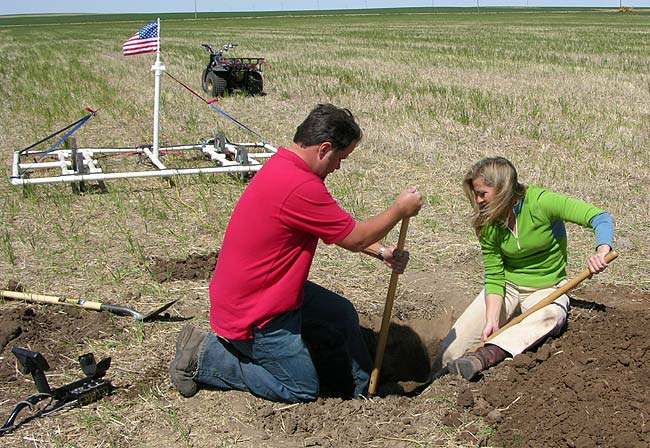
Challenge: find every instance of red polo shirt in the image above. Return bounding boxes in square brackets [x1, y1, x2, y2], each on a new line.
[209, 147, 356, 339]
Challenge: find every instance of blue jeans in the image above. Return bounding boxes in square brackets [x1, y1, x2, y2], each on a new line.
[194, 281, 372, 403]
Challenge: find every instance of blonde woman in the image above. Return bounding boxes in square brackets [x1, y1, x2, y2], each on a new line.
[434, 157, 613, 380]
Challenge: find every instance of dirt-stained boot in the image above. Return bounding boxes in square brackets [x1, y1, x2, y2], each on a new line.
[447, 344, 508, 381]
[169, 324, 208, 397]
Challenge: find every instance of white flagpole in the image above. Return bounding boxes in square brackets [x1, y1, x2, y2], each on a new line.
[151, 18, 165, 164]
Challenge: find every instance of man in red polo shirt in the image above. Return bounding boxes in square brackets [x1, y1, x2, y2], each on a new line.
[170, 104, 422, 402]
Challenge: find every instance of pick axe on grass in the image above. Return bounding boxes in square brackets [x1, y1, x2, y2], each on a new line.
[0, 290, 178, 322]
[368, 217, 410, 396]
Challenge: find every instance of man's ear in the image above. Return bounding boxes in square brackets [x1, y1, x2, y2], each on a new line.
[317, 141, 333, 159]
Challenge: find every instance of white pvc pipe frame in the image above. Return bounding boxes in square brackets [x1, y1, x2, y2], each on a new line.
[9, 20, 280, 187]
[9, 142, 277, 186]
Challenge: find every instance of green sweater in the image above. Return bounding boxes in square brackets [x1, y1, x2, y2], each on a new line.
[480, 185, 606, 296]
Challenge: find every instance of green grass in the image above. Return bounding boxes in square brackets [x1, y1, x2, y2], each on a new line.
[2, 8, 646, 282]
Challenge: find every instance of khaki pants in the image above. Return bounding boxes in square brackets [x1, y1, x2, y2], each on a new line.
[433, 281, 569, 371]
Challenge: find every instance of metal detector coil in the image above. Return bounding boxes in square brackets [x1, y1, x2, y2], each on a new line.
[0, 347, 114, 436]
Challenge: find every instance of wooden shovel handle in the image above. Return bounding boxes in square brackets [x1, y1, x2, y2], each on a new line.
[368, 217, 410, 396]
[0, 290, 102, 311]
[471, 250, 619, 352]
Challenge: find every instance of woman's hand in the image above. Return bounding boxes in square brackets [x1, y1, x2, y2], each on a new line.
[588, 244, 611, 274]
[382, 246, 410, 274]
[482, 294, 503, 342]
[482, 320, 500, 342]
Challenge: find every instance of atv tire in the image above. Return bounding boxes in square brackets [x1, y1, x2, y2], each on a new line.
[201, 69, 209, 94]
[246, 71, 264, 96]
[206, 72, 227, 97]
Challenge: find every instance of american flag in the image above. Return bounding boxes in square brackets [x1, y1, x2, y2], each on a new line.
[122, 21, 159, 56]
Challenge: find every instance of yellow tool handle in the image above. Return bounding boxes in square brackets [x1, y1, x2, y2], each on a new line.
[1, 290, 102, 311]
[368, 217, 410, 396]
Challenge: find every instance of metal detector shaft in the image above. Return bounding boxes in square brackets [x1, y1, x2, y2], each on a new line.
[368, 218, 410, 396]
[0, 290, 177, 322]
[470, 250, 619, 352]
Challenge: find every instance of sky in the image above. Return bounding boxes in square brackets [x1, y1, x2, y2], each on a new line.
[2, 0, 648, 15]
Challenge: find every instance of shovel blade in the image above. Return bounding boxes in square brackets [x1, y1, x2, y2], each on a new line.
[100, 299, 179, 321]
[141, 299, 179, 322]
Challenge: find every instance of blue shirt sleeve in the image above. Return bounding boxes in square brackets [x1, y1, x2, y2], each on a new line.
[590, 212, 614, 249]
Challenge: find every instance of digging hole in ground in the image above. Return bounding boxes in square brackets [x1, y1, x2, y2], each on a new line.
[149, 251, 457, 397]
[309, 315, 453, 398]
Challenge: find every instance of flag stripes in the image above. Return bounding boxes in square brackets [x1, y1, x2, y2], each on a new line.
[122, 21, 159, 56]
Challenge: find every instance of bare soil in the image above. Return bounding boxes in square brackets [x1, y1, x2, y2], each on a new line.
[457, 287, 650, 448]
[1, 252, 649, 447]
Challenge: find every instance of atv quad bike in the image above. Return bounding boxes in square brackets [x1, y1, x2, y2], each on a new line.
[200, 43, 266, 97]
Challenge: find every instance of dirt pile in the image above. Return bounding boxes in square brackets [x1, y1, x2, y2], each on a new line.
[150, 251, 219, 282]
[453, 299, 650, 447]
[124, 252, 650, 446]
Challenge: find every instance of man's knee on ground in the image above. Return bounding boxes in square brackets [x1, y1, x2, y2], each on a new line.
[286, 381, 320, 403]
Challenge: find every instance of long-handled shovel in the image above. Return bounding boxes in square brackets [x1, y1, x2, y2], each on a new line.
[0, 290, 178, 322]
[470, 249, 619, 352]
[368, 217, 410, 396]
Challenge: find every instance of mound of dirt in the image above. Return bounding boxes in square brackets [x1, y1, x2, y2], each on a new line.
[150, 251, 218, 282]
[454, 299, 650, 447]
[216, 286, 650, 448]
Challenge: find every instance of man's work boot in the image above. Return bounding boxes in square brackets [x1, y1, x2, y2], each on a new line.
[447, 344, 508, 381]
[170, 324, 208, 397]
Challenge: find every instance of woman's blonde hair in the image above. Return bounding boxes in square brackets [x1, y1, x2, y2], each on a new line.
[462, 157, 526, 237]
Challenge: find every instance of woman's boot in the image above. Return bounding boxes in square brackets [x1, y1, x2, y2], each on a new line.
[447, 344, 508, 380]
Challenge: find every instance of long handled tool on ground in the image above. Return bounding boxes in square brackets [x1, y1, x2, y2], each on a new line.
[368, 218, 410, 396]
[470, 250, 619, 352]
[0, 290, 178, 322]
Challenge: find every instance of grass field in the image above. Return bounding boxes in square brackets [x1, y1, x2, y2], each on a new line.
[0, 7, 649, 447]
